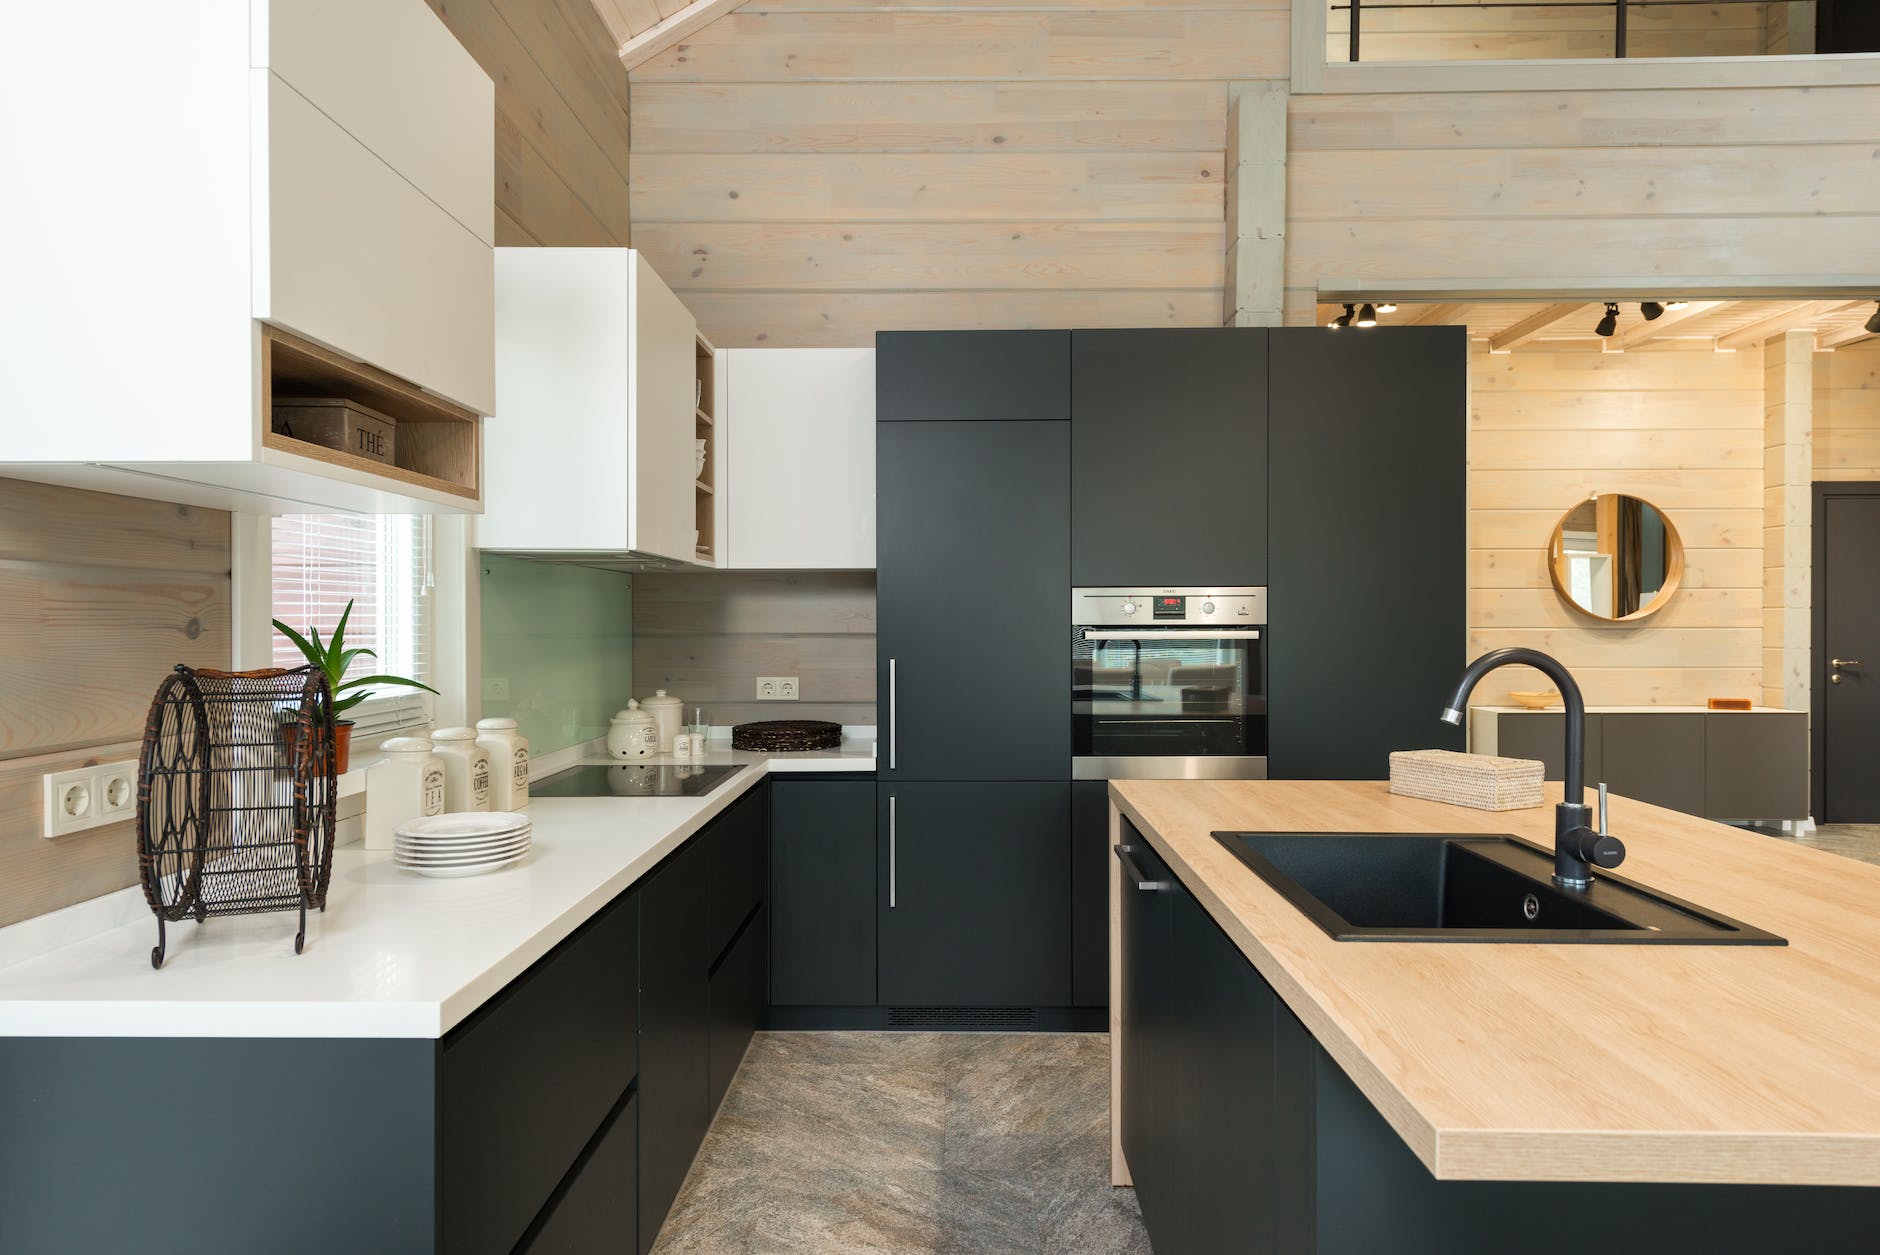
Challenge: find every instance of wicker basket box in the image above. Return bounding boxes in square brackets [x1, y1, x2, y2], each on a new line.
[273, 396, 396, 465]
[1388, 749, 1545, 812]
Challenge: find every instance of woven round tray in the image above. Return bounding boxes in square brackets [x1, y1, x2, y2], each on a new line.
[731, 719, 843, 752]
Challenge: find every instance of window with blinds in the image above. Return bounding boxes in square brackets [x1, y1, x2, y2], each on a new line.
[271, 514, 434, 734]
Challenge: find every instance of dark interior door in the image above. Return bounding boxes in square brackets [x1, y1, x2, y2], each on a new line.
[1816, 489, 1880, 822]
[876, 419, 1070, 781]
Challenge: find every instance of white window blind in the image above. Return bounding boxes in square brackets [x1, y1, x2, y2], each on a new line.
[271, 514, 434, 734]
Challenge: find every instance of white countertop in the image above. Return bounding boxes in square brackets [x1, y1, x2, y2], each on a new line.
[0, 742, 871, 1041]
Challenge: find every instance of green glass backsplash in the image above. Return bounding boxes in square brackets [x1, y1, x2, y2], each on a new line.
[480, 555, 632, 756]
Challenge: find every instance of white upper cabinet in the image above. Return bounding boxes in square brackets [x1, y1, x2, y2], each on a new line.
[723, 349, 877, 570]
[0, 0, 493, 514]
[480, 249, 702, 563]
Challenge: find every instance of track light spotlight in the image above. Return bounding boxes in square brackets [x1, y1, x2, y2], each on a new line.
[1595, 302, 1620, 338]
[1866, 302, 1880, 335]
[1356, 303, 1379, 328]
[1666, 300, 1690, 310]
[1640, 301, 1665, 321]
[1377, 302, 1398, 314]
[1328, 303, 1354, 330]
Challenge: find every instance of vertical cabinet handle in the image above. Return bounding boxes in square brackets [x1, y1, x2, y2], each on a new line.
[888, 795, 897, 909]
[888, 658, 898, 771]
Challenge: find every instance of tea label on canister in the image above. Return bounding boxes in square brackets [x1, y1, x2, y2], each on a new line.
[422, 767, 446, 816]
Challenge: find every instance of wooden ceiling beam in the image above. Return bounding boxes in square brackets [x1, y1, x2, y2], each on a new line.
[1716, 300, 1863, 352]
[617, 0, 750, 72]
[1486, 303, 1588, 353]
[1819, 314, 1878, 351]
[1616, 300, 1727, 349]
[1402, 303, 1465, 327]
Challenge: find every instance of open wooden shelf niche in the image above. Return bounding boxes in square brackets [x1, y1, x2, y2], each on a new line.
[694, 330, 716, 562]
[261, 324, 481, 502]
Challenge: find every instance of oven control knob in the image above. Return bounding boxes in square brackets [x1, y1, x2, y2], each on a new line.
[1202, 601, 1216, 615]
[1121, 601, 1137, 615]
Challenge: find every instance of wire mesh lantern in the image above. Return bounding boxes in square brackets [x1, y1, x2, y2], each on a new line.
[137, 665, 338, 969]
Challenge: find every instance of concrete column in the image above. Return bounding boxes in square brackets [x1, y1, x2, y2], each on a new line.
[1763, 329, 1813, 712]
[1224, 81, 1287, 328]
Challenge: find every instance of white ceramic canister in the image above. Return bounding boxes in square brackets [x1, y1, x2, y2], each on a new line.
[607, 702, 660, 761]
[641, 689, 684, 752]
[476, 716, 531, 810]
[432, 726, 493, 812]
[364, 736, 446, 850]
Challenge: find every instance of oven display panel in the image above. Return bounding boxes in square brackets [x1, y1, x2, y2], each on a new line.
[1152, 595, 1186, 620]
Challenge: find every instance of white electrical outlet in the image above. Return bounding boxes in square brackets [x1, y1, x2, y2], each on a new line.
[756, 676, 800, 701]
[42, 759, 138, 838]
[483, 676, 511, 702]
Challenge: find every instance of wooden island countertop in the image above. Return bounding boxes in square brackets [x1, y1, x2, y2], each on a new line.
[1108, 778, 1880, 1187]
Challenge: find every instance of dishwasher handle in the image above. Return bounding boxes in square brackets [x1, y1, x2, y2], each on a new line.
[1114, 843, 1169, 892]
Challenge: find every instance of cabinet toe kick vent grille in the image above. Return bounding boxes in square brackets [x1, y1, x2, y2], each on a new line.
[886, 1006, 1037, 1030]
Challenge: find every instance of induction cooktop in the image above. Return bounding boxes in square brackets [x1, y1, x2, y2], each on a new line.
[532, 763, 743, 799]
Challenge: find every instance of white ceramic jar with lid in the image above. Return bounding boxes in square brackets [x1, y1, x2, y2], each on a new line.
[432, 726, 492, 812]
[607, 702, 659, 760]
[641, 689, 683, 752]
[476, 717, 530, 810]
[364, 736, 445, 850]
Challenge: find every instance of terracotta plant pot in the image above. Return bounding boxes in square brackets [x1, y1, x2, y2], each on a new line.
[280, 719, 355, 775]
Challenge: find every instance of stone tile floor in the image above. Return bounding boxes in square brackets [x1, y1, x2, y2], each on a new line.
[1771, 822, 1880, 868]
[651, 1031, 1151, 1254]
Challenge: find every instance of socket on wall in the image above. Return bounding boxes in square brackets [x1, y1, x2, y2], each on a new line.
[42, 760, 138, 839]
[755, 676, 799, 700]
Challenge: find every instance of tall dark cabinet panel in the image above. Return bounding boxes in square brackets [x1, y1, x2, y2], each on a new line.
[637, 840, 710, 1255]
[1070, 328, 1269, 586]
[876, 330, 1070, 422]
[771, 778, 878, 1008]
[1070, 781, 1112, 1007]
[876, 418, 1070, 782]
[1267, 327, 1467, 779]
[878, 782, 1072, 1007]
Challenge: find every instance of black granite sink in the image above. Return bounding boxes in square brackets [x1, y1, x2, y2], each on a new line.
[1213, 831, 1784, 944]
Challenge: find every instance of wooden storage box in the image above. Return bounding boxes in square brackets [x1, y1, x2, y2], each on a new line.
[273, 397, 396, 465]
[1389, 749, 1544, 812]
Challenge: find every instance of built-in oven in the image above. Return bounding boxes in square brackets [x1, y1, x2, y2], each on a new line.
[1072, 587, 1267, 781]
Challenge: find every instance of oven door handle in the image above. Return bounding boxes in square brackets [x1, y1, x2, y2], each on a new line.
[1081, 629, 1262, 641]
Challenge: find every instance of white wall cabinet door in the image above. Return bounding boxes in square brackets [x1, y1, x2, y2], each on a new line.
[630, 254, 699, 563]
[725, 349, 876, 570]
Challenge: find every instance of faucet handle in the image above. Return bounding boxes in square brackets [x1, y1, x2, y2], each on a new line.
[1597, 782, 1609, 837]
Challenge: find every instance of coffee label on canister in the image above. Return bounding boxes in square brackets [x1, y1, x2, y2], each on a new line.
[472, 756, 491, 803]
[422, 767, 445, 816]
[512, 747, 529, 788]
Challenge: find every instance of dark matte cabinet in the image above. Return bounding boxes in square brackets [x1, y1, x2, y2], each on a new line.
[441, 893, 640, 1255]
[876, 330, 1069, 422]
[878, 782, 1071, 1007]
[638, 787, 770, 1255]
[1706, 711, 1809, 820]
[1602, 712, 1707, 817]
[1484, 711, 1605, 786]
[1070, 328, 1268, 587]
[520, 1091, 637, 1254]
[1070, 781, 1112, 1007]
[876, 418, 1070, 782]
[771, 777, 878, 1008]
[1267, 327, 1468, 779]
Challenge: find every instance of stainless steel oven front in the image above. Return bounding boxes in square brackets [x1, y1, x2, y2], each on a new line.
[1072, 586, 1267, 781]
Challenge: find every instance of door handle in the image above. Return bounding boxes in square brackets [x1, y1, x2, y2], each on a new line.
[888, 795, 897, 909]
[888, 658, 898, 771]
[1114, 843, 1169, 892]
[1832, 659, 1863, 669]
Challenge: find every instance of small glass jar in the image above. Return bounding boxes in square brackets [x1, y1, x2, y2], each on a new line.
[476, 717, 530, 810]
[364, 736, 445, 850]
[432, 726, 492, 812]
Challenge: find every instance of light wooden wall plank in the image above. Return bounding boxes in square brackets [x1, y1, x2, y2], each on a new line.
[0, 480, 231, 929]
[679, 288, 1224, 346]
[629, 81, 1229, 153]
[632, 10, 1291, 81]
[633, 220, 1226, 289]
[1815, 341, 1880, 481]
[631, 152, 1223, 222]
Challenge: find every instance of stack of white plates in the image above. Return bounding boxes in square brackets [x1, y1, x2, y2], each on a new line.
[394, 812, 532, 878]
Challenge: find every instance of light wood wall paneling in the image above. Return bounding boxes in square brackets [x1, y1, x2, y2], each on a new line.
[0, 479, 232, 929]
[631, 571, 878, 727]
[428, 0, 633, 246]
[631, 10, 1291, 82]
[681, 289, 1225, 347]
[630, 82, 1230, 152]
[1465, 342, 1766, 707]
[1816, 340, 1880, 480]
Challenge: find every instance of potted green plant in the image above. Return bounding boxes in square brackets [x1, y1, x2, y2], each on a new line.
[272, 599, 438, 774]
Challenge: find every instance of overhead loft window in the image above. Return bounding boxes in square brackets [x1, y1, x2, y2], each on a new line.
[1326, 0, 1857, 64]
[271, 514, 435, 735]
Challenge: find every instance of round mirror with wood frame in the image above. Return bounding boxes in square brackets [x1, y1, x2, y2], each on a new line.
[1547, 494, 1684, 622]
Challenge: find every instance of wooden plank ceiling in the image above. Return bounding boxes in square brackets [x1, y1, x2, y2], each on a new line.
[1312, 298, 1879, 353]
